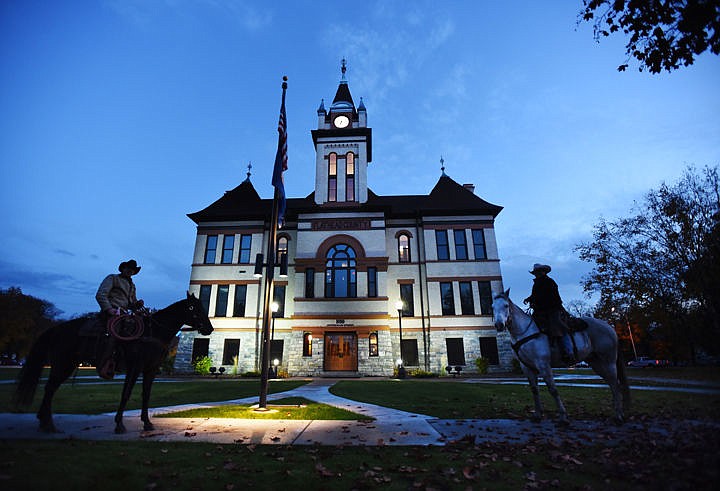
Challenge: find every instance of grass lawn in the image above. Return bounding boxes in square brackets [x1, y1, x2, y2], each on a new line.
[2, 432, 717, 490]
[0, 379, 308, 414]
[156, 396, 374, 421]
[330, 379, 720, 420]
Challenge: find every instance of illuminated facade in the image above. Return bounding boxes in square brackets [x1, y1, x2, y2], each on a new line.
[175, 63, 512, 376]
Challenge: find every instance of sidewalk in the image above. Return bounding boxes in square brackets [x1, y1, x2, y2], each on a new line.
[2, 378, 718, 446]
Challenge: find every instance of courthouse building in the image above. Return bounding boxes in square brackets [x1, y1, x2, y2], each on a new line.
[175, 63, 513, 376]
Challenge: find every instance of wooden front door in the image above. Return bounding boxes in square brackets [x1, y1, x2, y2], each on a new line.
[324, 333, 357, 371]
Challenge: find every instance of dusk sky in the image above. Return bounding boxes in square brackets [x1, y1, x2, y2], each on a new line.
[1, 1, 719, 318]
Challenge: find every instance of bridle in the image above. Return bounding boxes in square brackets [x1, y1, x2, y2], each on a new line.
[499, 297, 543, 357]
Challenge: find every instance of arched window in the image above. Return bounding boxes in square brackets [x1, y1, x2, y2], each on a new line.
[324, 244, 357, 298]
[398, 234, 411, 263]
[368, 332, 379, 357]
[345, 152, 355, 202]
[328, 153, 337, 202]
[276, 236, 288, 259]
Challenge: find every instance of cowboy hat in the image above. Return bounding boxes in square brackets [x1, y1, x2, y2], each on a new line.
[118, 259, 141, 274]
[529, 263, 551, 275]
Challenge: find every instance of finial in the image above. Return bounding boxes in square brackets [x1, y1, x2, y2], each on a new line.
[440, 156, 446, 176]
[245, 161, 252, 181]
[341, 58, 347, 81]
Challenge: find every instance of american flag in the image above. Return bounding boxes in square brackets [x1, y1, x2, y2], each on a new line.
[272, 79, 288, 225]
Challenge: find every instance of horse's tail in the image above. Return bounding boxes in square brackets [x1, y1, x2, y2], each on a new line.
[616, 345, 631, 412]
[15, 327, 54, 407]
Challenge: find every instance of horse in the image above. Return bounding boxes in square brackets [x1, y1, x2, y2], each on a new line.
[15, 292, 213, 434]
[492, 289, 630, 424]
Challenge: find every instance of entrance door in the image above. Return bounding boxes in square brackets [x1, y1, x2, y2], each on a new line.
[324, 333, 357, 371]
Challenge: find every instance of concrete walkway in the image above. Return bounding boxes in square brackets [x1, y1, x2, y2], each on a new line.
[2, 378, 718, 446]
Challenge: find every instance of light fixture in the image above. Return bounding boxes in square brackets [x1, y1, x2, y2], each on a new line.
[253, 253, 264, 277]
[395, 300, 404, 312]
[271, 302, 279, 313]
[273, 358, 280, 367]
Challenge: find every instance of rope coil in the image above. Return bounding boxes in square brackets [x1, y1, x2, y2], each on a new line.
[108, 314, 144, 341]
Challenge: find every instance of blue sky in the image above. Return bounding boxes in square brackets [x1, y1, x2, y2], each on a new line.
[1, 0, 719, 318]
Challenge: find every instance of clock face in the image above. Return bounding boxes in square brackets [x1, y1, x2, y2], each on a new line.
[333, 115, 350, 128]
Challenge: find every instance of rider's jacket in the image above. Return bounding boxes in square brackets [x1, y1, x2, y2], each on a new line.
[96, 274, 138, 312]
[527, 275, 562, 313]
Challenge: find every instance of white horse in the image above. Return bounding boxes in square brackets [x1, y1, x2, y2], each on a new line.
[492, 289, 630, 424]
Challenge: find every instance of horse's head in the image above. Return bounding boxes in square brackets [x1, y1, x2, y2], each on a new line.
[184, 292, 214, 335]
[492, 288, 511, 332]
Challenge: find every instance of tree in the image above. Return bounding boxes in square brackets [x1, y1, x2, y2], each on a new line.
[0, 287, 59, 359]
[576, 165, 720, 361]
[580, 0, 720, 73]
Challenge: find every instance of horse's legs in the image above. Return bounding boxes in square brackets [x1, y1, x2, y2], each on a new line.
[37, 362, 76, 433]
[521, 364, 544, 422]
[114, 369, 140, 434]
[540, 367, 569, 424]
[589, 358, 624, 424]
[140, 370, 157, 431]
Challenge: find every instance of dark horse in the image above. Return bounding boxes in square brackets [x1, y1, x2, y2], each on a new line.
[15, 293, 213, 434]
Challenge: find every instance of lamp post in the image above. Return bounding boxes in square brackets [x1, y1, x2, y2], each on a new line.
[395, 300, 406, 379]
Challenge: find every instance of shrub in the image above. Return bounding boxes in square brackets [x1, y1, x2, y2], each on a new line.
[411, 369, 438, 378]
[192, 356, 212, 375]
[241, 371, 261, 378]
[474, 357, 490, 375]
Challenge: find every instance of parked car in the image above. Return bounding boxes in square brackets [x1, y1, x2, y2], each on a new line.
[627, 356, 669, 368]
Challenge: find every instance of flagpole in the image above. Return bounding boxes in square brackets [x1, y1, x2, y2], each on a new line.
[258, 77, 287, 410]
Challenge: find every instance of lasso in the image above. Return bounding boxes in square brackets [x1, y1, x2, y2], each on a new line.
[108, 313, 145, 341]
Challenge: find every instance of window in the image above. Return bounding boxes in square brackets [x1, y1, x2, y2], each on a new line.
[191, 337, 209, 362]
[367, 267, 377, 298]
[221, 235, 234, 264]
[215, 285, 229, 317]
[459, 282, 474, 315]
[222, 339, 240, 365]
[398, 234, 411, 263]
[440, 282, 455, 315]
[436, 230, 449, 260]
[368, 332, 378, 357]
[479, 337, 500, 365]
[233, 285, 247, 317]
[401, 339, 419, 366]
[199, 285, 212, 314]
[324, 244, 357, 298]
[346, 152, 355, 202]
[239, 235, 252, 264]
[446, 338, 466, 366]
[305, 268, 315, 298]
[328, 153, 337, 202]
[204, 235, 218, 264]
[472, 229, 487, 260]
[454, 229, 468, 260]
[277, 236, 288, 261]
[303, 333, 313, 357]
[478, 281, 493, 315]
[273, 285, 286, 317]
[400, 284, 414, 316]
[270, 339, 284, 364]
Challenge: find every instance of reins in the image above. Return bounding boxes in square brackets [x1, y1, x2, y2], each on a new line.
[504, 300, 544, 364]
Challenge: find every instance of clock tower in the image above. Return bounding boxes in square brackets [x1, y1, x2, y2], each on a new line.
[312, 60, 372, 205]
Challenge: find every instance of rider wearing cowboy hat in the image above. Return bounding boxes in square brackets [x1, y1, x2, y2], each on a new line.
[96, 259, 144, 316]
[523, 263, 574, 363]
[95, 260, 145, 379]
